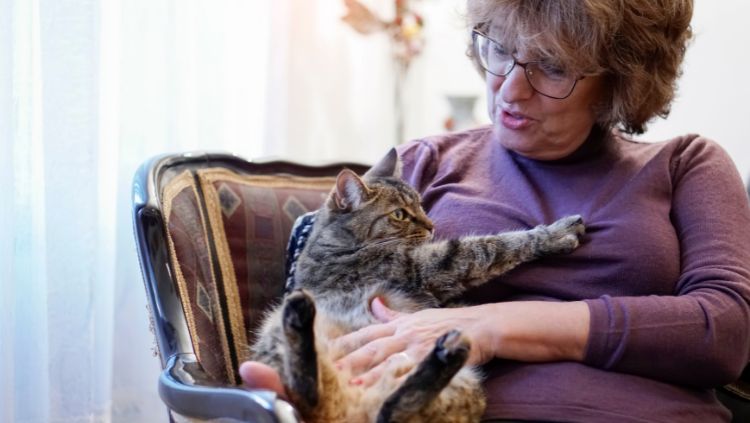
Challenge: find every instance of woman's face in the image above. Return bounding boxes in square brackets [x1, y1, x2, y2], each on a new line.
[485, 28, 605, 160]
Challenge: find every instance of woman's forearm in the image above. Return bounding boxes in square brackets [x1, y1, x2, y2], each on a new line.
[330, 298, 592, 387]
[479, 300, 591, 363]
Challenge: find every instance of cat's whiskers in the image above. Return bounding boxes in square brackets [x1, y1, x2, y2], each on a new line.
[362, 237, 403, 249]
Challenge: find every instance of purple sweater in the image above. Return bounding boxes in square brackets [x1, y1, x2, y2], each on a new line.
[396, 126, 750, 422]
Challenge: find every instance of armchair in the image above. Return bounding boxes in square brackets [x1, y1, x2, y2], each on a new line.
[132, 151, 750, 422]
[132, 151, 367, 421]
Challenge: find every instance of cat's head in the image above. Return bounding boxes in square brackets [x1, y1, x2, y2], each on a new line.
[323, 148, 433, 245]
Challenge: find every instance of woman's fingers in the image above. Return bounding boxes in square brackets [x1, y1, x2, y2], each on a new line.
[330, 297, 403, 361]
[238, 361, 288, 400]
[335, 334, 408, 376]
[370, 296, 401, 322]
[352, 350, 416, 388]
[330, 322, 396, 360]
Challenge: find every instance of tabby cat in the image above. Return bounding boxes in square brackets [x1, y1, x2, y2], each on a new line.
[251, 148, 585, 423]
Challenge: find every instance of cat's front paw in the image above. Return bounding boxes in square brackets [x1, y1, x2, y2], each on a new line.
[537, 215, 585, 255]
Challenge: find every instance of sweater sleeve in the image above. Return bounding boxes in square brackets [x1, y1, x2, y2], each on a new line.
[583, 137, 750, 387]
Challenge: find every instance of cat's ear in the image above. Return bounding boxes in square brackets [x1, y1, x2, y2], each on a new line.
[331, 168, 372, 210]
[364, 148, 402, 180]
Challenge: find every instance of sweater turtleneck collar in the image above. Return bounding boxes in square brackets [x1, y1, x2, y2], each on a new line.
[506, 124, 612, 166]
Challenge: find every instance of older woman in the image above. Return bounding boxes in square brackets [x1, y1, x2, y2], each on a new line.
[243, 0, 750, 421]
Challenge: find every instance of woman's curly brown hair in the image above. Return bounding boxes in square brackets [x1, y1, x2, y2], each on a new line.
[466, 0, 693, 134]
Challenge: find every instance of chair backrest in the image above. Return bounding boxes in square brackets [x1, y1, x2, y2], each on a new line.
[132, 152, 368, 386]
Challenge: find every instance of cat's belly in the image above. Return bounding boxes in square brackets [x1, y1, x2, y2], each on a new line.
[311, 282, 437, 336]
[307, 331, 483, 423]
[306, 286, 482, 421]
[256, 285, 485, 422]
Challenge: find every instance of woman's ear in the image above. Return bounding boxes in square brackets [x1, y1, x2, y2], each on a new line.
[364, 148, 402, 180]
[331, 168, 372, 210]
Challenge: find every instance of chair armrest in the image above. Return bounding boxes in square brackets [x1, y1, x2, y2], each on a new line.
[718, 367, 750, 423]
[722, 380, 750, 401]
[160, 354, 300, 423]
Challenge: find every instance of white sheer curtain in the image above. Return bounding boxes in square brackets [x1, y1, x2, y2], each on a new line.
[1, 1, 113, 422]
[0, 0, 398, 421]
[266, 0, 400, 161]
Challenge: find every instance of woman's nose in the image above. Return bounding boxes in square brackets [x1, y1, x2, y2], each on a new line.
[499, 65, 534, 103]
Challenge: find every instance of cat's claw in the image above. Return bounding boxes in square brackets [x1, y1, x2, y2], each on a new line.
[434, 329, 470, 365]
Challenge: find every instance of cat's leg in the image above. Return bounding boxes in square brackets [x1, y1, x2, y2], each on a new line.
[411, 215, 585, 302]
[280, 289, 320, 416]
[376, 329, 469, 423]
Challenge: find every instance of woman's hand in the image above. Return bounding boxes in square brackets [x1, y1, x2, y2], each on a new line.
[239, 361, 288, 399]
[331, 298, 500, 387]
[332, 298, 591, 387]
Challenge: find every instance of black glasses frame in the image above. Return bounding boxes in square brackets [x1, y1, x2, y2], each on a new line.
[471, 29, 585, 100]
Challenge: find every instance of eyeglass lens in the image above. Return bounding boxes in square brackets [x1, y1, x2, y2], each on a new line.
[474, 31, 577, 99]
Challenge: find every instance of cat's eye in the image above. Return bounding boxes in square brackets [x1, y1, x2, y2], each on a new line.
[390, 208, 408, 221]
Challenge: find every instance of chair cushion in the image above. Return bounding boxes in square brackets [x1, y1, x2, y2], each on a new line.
[284, 211, 318, 293]
[161, 168, 334, 384]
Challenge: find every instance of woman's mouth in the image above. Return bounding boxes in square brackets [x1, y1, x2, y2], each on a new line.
[499, 109, 533, 130]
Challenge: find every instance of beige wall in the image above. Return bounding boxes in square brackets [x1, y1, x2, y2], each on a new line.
[641, 0, 750, 182]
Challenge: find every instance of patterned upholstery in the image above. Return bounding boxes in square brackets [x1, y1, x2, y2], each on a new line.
[161, 167, 335, 385]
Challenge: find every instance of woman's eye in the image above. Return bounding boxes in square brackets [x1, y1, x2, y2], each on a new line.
[539, 62, 567, 78]
[390, 209, 407, 221]
[491, 44, 509, 58]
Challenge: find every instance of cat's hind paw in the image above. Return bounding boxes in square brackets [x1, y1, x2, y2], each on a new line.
[377, 330, 470, 423]
[281, 290, 320, 412]
[283, 289, 316, 334]
[435, 329, 470, 366]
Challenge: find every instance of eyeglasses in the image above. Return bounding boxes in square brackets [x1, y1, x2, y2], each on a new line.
[471, 29, 584, 100]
